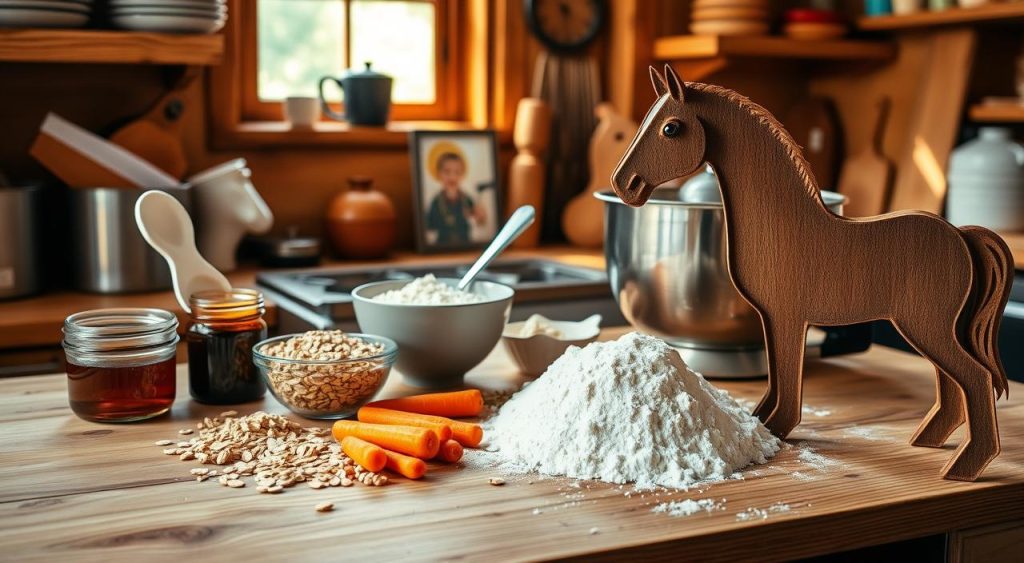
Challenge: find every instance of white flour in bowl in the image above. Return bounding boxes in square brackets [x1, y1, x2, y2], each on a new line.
[372, 274, 483, 305]
[484, 332, 780, 489]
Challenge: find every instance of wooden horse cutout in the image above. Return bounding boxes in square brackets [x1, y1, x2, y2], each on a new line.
[611, 65, 1013, 481]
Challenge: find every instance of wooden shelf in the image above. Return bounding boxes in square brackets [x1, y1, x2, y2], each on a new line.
[969, 102, 1024, 123]
[0, 29, 223, 65]
[998, 231, 1024, 270]
[653, 34, 896, 62]
[858, 3, 1024, 31]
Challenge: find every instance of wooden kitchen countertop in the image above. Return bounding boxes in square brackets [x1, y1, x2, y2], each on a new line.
[0, 246, 604, 350]
[2, 327, 1023, 561]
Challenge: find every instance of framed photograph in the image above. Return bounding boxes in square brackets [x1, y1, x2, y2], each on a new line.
[409, 130, 502, 253]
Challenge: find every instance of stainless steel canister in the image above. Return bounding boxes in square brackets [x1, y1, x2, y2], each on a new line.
[70, 188, 191, 293]
[0, 186, 42, 299]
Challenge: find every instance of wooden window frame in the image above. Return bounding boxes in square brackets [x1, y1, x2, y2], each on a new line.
[238, 0, 460, 123]
[208, 0, 529, 148]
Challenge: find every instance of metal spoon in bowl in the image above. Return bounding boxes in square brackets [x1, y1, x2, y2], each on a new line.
[457, 205, 536, 291]
[134, 190, 231, 313]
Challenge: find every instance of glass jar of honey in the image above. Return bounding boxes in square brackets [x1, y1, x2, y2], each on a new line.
[186, 288, 267, 404]
[62, 308, 179, 422]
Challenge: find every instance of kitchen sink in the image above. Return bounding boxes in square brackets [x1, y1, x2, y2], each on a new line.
[257, 258, 625, 332]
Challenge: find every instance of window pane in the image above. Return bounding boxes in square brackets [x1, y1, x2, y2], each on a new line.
[350, 0, 436, 104]
[257, 0, 346, 100]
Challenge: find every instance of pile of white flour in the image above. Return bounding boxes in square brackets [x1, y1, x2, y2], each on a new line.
[372, 274, 483, 305]
[485, 332, 780, 489]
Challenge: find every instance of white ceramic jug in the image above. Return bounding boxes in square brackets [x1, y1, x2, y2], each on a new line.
[188, 158, 274, 272]
[947, 127, 1024, 231]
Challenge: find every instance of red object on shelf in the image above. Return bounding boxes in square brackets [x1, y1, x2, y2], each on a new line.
[784, 9, 844, 24]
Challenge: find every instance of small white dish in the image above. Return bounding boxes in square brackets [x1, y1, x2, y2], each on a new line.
[111, 0, 222, 6]
[112, 12, 224, 33]
[0, 7, 89, 26]
[502, 314, 602, 377]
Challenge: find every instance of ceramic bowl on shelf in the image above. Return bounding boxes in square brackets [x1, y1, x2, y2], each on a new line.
[351, 278, 514, 389]
[253, 333, 397, 420]
[502, 314, 602, 377]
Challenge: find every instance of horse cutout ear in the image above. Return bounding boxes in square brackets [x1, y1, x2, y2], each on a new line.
[663, 64, 685, 102]
[649, 65, 668, 97]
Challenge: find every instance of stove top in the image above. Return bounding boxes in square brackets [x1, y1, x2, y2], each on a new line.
[257, 258, 611, 323]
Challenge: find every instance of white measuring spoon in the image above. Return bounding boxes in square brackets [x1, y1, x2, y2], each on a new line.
[457, 205, 536, 291]
[135, 190, 231, 313]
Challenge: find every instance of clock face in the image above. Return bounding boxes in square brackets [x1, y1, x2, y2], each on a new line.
[526, 0, 606, 53]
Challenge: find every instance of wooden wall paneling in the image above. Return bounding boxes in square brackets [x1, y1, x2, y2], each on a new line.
[887, 29, 976, 213]
[948, 520, 1024, 563]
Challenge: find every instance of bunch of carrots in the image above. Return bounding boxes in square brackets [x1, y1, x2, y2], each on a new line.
[331, 389, 484, 480]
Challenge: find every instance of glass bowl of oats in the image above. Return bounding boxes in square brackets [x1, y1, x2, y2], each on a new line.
[252, 331, 397, 419]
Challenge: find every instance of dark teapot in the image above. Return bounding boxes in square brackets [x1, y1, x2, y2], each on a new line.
[318, 62, 393, 126]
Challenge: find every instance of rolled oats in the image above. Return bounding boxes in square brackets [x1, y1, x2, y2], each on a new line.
[156, 411, 388, 494]
[258, 331, 389, 416]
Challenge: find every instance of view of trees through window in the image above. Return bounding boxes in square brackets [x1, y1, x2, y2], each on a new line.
[257, 0, 437, 104]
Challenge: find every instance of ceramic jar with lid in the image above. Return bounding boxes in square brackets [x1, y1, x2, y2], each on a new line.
[947, 127, 1024, 231]
[325, 176, 397, 259]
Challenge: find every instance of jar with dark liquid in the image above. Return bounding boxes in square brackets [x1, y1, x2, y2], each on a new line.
[186, 288, 267, 404]
[62, 308, 179, 422]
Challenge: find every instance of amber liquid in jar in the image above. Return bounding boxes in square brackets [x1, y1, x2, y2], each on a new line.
[67, 357, 177, 422]
[187, 289, 267, 404]
[62, 308, 180, 423]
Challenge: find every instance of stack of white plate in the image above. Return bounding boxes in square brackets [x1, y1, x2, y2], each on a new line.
[110, 0, 225, 34]
[0, 0, 92, 28]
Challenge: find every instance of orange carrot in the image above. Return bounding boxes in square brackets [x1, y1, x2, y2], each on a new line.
[357, 406, 452, 441]
[357, 406, 483, 448]
[383, 449, 426, 479]
[332, 420, 439, 459]
[366, 389, 483, 418]
[435, 439, 463, 463]
[340, 436, 386, 473]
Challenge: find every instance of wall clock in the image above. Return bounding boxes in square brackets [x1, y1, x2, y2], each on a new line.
[524, 0, 606, 53]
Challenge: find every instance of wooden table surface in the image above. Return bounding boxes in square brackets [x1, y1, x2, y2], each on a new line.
[2, 327, 1023, 562]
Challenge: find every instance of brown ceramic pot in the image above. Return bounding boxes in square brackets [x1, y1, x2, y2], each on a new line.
[325, 176, 397, 259]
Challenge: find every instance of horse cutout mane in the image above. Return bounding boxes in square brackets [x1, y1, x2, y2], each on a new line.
[612, 64, 1015, 482]
[685, 81, 821, 201]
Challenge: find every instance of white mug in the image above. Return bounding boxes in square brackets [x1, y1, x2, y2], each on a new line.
[283, 96, 320, 128]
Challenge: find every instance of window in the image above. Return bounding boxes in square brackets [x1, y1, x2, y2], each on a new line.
[240, 0, 459, 122]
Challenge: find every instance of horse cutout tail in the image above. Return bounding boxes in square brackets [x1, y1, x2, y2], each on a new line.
[959, 226, 1013, 398]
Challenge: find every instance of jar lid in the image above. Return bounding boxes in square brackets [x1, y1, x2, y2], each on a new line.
[189, 288, 265, 322]
[63, 308, 179, 353]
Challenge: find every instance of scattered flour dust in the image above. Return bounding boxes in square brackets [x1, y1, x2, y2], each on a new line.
[372, 274, 483, 305]
[652, 498, 726, 517]
[483, 332, 780, 489]
[735, 502, 792, 522]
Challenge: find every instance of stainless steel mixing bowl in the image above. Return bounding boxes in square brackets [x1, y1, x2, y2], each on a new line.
[596, 188, 846, 354]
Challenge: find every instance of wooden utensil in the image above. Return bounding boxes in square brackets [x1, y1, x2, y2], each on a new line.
[110, 81, 192, 180]
[507, 98, 551, 249]
[838, 97, 893, 217]
[610, 65, 1012, 482]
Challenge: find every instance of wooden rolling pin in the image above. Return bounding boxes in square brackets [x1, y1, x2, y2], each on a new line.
[508, 98, 551, 249]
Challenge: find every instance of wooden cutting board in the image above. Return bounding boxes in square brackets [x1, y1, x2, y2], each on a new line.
[837, 97, 893, 217]
[888, 29, 976, 213]
[785, 97, 842, 190]
[109, 80, 192, 180]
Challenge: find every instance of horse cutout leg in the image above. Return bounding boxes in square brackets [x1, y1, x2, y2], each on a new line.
[911, 371, 966, 448]
[895, 318, 999, 481]
[757, 316, 808, 437]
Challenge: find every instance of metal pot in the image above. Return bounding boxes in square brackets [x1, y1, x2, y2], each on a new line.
[0, 186, 42, 299]
[596, 187, 847, 375]
[70, 187, 191, 294]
